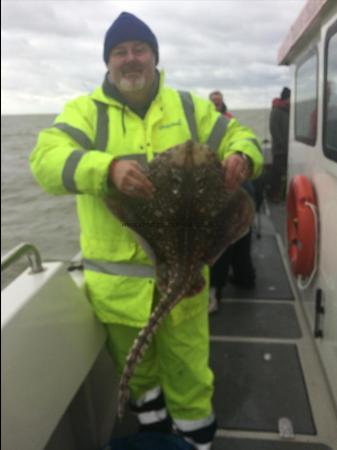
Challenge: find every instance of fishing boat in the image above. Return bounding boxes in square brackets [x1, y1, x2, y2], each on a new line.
[2, 1, 337, 449]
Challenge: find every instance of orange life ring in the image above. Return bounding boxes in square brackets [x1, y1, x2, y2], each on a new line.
[287, 175, 317, 277]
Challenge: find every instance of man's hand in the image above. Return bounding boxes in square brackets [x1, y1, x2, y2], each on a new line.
[222, 153, 251, 191]
[109, 160, 155, 199]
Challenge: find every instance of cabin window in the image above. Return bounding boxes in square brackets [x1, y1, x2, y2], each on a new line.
[295, 50, 318, 146]
[323, 21, 337, 162]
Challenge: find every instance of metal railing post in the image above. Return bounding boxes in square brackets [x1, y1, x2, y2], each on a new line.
[1, 243, 44, 274]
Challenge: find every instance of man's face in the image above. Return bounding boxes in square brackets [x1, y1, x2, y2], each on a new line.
[210, 94, 223, 112]
[108, 41, 156, 94]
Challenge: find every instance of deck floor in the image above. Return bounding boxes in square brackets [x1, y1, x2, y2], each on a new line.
[210, 202, 336, 449]
[111, 203, 337, 449]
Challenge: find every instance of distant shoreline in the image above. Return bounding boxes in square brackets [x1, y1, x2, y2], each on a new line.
[1, 109, 271, 142]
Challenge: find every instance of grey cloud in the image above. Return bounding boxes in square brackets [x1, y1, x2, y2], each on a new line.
[2, 0, 305, 113]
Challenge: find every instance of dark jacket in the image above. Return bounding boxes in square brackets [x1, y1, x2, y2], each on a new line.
[269, 98, 290, 156]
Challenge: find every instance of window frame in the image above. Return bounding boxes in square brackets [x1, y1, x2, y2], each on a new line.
[322, 19, 337, 163]
[294, 46, 319, 146]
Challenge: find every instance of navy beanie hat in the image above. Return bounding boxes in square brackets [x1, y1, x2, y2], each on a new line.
[103, 12, 159, 65]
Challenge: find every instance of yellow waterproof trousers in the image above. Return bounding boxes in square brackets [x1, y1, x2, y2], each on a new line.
[106, 307, 214, 421]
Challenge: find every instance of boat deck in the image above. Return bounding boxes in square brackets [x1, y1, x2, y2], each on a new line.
[112, 202, 337, 449]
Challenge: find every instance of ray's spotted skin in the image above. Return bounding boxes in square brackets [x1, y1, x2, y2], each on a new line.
[105, 140, 255, 418]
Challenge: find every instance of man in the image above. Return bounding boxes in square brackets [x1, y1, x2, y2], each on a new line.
[208, 92, 256, 313]
[209, 90, 233, 118]
[30, 12, 263, 450]
[268, 87, 291, 202]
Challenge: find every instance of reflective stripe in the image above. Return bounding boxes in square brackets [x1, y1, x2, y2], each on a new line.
[206, 115, 230, 152]
[57, 104, 107, 193]
[137, 408, 168, 425]
[135, 386, 162, 407]
[62, 150, 85, 193]
[178, 91, 198, 142]
[174, 413, 216, 432]
[83, 258, 155, 277]
[178, 90, 230, 153]
[54, 122, 93, 150]
[93, 100, 109, 151]
[174, 413, 216, 449]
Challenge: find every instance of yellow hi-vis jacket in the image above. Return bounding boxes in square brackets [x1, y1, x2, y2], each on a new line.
[30, 71, 263, 328]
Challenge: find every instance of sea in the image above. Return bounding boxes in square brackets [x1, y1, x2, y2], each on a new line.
[1, 109, 271, 287]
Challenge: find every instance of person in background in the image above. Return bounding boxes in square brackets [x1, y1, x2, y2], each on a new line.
[208, 91, 256, 313]
[30, 13, 263, 450]
[209, 90, 233, 119]
[268, 87, 291, 203]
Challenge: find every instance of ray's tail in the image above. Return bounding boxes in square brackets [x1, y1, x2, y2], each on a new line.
[117, 277, 189, 419]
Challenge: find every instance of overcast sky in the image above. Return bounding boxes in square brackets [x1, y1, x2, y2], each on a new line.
[2, 0, 306, 114]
